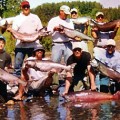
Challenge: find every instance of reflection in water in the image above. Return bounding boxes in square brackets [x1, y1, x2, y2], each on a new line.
[1, 87, 120, 119]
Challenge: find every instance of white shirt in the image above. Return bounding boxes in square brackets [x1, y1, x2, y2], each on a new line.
[47, 16, 74, 42]
[12, 13, 43, 48]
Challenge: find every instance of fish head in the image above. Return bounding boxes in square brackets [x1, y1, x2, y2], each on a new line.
[63, 93, 76, 102]
[71, 16, 91, 25]
[24, 59, 36, 68]
[39, 27, 52, 37]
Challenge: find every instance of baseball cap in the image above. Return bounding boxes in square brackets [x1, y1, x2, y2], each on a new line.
[96, 12, 104, 17]
[60, 5, 70, 14]
[33, 46, 45, 53]
[33, 46, 45, 57]
[21, 1, 30, 7]
[106, 39, 116, 46]
[0, 35, 6, 42]
[70, 8, 78, 13]
[72, 42, 83, 50]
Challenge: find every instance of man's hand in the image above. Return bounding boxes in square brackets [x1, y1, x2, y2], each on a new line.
[48, 68, 57, 77]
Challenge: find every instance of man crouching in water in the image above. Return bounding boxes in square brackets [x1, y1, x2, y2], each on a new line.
[62, 42, 96, 96]
[14, 46, 56, 100]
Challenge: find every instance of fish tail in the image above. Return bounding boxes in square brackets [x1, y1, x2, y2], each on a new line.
[113, 91, 120, 99]
[70, 63, 76, 69]
[66, 63, 76, 72]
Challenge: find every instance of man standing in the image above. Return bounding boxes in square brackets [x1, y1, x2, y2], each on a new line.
[0, 35, 12, 102]
[70, 8, 89, 52]
[91, 12, 120, 47]
[62, 42, 96, 96]
[47, 5, 74, 64]
[12, 1, 43, 78]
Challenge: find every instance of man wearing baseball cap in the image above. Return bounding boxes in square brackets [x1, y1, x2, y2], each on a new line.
[93, 39, 120, 93]
[91, 11, 120, 48]
[47, 5, 74, 64]
[11, 1, 43, 78]
[13, 45, 58, 100]
[62, 42, 96, 96]
[70, 8, 89, 52]
[0, 35, 12, 102]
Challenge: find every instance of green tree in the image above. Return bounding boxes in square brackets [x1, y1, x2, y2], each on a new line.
[3, 0, 21, 17]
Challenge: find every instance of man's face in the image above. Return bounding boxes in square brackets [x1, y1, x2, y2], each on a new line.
[73, 48, 82, 58]
[59, 10, 69, 20]
[96, 15, 104, 23]
[21, 5, 30, 16]
[0, 40, 5, 51]
[106, 45, 115, 54]
[35, 50, 44, 60]
[71, 11, 78, 19]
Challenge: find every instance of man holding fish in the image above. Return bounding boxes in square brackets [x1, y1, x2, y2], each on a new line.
[0, 35, 12, 102]
[62, 42, 96, 96]
[11, 1, 43, 78]
[13, 46, 57, 100]
[93, 39, 120, 93]
[91, 12, 120, 47]
[70, 8, 89, 52]
[47, 5, 74, 64]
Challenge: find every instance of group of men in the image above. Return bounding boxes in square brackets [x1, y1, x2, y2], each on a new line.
[0, 0, 120, 102]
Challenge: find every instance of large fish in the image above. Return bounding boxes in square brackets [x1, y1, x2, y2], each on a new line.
[24, 58, 76, 72]
[59, 25, 95, 42]
[0, 68, 27, 86]
[90, 19, 120, 32]
[93, 59, 120, 82]
[71, 16, 91, 24]
[63, 90, 120, 102]
[7, 27, 51, 42]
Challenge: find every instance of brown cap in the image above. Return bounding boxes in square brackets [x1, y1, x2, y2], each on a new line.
[21, 1, 30, 7]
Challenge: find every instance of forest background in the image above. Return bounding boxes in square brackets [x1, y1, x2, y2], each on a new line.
[1, 0, 120, 56]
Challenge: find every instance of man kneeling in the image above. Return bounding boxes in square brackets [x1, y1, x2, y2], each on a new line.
[14, 46, 56, 100]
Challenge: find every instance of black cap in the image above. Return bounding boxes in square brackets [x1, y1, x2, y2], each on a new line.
[33, 46, 45, 57]
[0, 35, 6, 42]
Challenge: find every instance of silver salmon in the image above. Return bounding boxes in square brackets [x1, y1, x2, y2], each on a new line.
[94, 59, 120, 82]
[24, 59, 76, 72]
[63, 90, 120, 102]
[0, 68, 27, 86]
[90, 19, 120, 32]
[8, 27, 51, 42]
[71, 16, 91, 24]
[59, 25, 95, 42]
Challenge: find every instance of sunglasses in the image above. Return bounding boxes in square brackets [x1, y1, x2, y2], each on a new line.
[97, 15, 104, 19]
[71, 11, 77, 14]
[107, 45, 115, 48]
[22, 5, 30, 9]
[73, 48, 81, 52]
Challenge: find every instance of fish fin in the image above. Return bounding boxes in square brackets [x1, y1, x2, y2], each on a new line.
[113, 91, 120, 99]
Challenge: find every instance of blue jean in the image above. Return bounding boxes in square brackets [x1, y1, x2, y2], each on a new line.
[51, 42, 72, 64]
[13, 48, 34, 77]
[95, 73, 110, 92]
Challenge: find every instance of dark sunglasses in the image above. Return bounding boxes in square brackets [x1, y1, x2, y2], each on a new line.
[107, 45, 115, 48]
[73, 48, 81, 52]
[22, 5, 30, 9]
[71, 11, 77, 14]
[97, 15, 104, 19]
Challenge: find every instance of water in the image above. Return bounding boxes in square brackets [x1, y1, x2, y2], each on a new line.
[1, 86, 120, 120]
